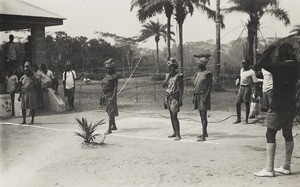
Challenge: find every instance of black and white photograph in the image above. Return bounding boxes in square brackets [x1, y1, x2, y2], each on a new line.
[0, 0, 300, 186]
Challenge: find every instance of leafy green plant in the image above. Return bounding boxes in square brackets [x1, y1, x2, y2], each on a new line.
[75, 117, 105, 144]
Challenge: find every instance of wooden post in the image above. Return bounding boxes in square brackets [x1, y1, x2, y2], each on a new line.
[135, 77, 139, 103]
[153, 78, 157, 101]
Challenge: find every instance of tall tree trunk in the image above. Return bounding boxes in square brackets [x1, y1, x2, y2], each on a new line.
[167, 16, 171, 61]
[247, 31, 255, 66]
[253, 31, 258, 65]
[156, 41, 160, 74]
[122, 50, 125, 76]
[214, 0, 221, 87]
[247, 18, 258, 67]
[178, 22, 184, 73]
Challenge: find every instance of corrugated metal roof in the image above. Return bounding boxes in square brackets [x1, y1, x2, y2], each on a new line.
[0, 0, 65, 19]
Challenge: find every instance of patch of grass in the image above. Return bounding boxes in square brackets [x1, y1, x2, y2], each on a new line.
[71, 76, 237, 112]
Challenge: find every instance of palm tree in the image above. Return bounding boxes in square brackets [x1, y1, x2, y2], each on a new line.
[225, 0, 290, 66]
[173, 0, 217, 73]
[214, 0, 221, 88]
[131, 0, 174, 60]
[291, 25, 300, 35]
[132, 0, 217, 73]
[139, 20, 170, 73]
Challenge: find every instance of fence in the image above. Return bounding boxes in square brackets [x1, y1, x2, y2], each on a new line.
[72, 65, 239, 112]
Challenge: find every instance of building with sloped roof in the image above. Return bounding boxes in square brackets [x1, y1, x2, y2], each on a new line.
[0, 0, 65, 65]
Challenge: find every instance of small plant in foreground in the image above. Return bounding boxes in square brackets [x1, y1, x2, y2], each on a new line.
[75, 117, 105, 144]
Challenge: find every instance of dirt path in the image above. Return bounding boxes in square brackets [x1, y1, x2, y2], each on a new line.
[1, 109, 300, 186]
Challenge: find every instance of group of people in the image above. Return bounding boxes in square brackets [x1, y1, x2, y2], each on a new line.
[228, 42, 299, 177]
[13, 61, 80, 124]
[5, 62, 59, 124]
[100, 42, 299, 178]
[1, 34, 82, 122]
[162, 55, 212, 142]
[2, 33, 298, 178]
[98, 55, 213, 141]
[233, 55, 274, 124]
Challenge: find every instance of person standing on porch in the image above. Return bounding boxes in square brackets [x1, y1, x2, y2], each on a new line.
[3, 34, 18, 73]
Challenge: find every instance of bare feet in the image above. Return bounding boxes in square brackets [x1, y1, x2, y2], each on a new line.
[168, 134, 176, 138]
[233, 119, 241, 124]
[21, 121, 26, 124]
[111, 126, 117, 130]
[29, 121, 34, 125]
[197, 134, 208, 138]
[174, 136, 181, 141]
[197, 137, 206, 142]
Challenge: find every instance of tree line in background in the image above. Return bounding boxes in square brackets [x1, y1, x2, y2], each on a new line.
[0, 29, 286, 79]
[130, 0, 293, 88]
[2, 0, 300, 82]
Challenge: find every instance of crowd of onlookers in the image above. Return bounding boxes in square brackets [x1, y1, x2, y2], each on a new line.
[1, 34, 80, 123]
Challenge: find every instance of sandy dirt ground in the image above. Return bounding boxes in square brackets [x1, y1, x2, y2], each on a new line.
[0, 109, 300, 187]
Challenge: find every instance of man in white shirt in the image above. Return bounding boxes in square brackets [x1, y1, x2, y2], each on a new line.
[261, 68, 273, 112]
[234, 60, 257, 124]
[36, 64, 59, 107]
[63, 62, 79, 111]
[38, 64, 55, 89]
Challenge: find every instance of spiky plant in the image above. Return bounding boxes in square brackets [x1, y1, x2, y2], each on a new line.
[75, 117, 105, 144]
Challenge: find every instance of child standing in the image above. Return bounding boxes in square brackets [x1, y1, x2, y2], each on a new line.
[5, 68, 18, 116]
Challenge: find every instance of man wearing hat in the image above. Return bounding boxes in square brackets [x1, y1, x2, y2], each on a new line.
[234, 59, 257, 124]
[100, 58, 119, 134]
[193, 54, 212, 142]
[162, 58, 184, 141]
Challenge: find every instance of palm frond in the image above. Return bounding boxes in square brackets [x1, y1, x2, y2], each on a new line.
[74, 132, 86, 140]
[290, 25, 300, 35]
[265, 8, 290, 26]
[138, 20, 168, 42]
[74, 118, 105, 144]
[130, 0, 144, 11]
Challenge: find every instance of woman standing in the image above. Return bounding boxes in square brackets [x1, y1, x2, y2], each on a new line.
[162, 58, 184, 141]
[193, 54, 213, 142]
[100, 59, 118, 135]
[18, 64, 38, 124]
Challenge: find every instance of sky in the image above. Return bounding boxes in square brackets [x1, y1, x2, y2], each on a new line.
[1, 0, 300, 49]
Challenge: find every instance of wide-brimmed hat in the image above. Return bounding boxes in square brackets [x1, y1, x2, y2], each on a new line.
[194, 54, 211, 66]
[104, 58, 116, 69]
[167, 58, 179, 67]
